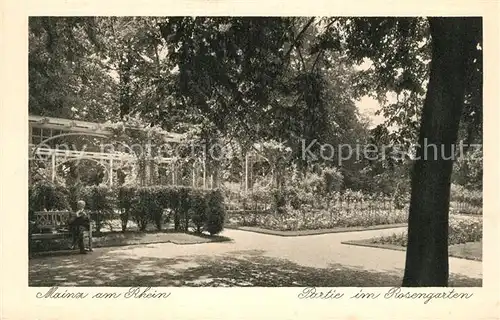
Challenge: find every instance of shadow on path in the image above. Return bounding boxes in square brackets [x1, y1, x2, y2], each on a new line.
[29, 248, 481, 287]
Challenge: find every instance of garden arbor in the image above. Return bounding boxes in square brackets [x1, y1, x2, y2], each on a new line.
[28, 115, 275, 192]
[28, 115, 200, 187]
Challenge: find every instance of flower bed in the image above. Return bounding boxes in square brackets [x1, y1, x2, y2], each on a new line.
[449, 184, 482, 215]
[228, 205, 408, 231]
[368, 217, 482, 247]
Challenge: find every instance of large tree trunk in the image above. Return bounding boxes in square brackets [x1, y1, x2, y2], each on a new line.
[402, 17, 479, 286]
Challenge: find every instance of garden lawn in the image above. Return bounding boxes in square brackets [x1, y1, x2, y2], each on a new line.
[448, 242, 482, 261]
[30, 230, 230, 256]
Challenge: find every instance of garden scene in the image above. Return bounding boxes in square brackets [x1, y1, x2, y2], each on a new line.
[29, 17, 482, 287]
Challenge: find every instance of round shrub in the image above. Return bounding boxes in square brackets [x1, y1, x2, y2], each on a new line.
[176, 187, 192, 231]
[117, 186, 136, 232]
[29, 181, 70, 212]
[322, 167, 343, 193]
[205, 189, 225, 235]
[83, 185, 116, 234]
[190, 190, 207, 233]
[131, 187, 162, 231]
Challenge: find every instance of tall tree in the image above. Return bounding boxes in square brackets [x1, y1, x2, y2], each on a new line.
[402, 17, 482, 286]
[328, 17, 481, 286]
[29, 17, 120, 121]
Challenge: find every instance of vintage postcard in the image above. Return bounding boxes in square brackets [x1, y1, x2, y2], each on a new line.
[1, 0, 499, 319]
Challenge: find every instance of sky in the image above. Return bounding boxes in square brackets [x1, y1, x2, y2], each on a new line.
[355, 96, 385, 128]
[353, 59, 386, 129]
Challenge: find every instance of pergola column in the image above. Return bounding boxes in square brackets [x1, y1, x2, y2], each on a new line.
[109, 158, 113, 187]
[244, 153, 249, 193]
[172, 161, 176, 186]
[202, 157, 207, 189]
[145, 138, 152, 185]
[51, 151, 56, 183]
[192, 161, 196, 188]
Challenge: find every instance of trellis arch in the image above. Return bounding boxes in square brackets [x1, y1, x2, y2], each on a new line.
[55, 157, 112, 186]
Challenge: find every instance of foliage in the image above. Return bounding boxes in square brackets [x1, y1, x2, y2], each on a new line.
[452, 145, 483, 190]
[205, 190, 226, 235]
[448, 218, 483, 245]
[157, 17, 371, 169]
[190, 189, 208, 233]
[449, 184, 482, 215]
[117, 186, 136, 231]
[231, 200, 407, 231]
[131, 187, 163, 231]
[228, 186, 407, 231]
[29, 181, 70, 213]
[83, 185, 116, 233]
[369, 217, 482, 246]
[67, 182, 85, 211]
[450, 184, 482, 207]
[322, 167, 343, 193]
[117, 185, 226, 234]
[29, 17, 120, 121]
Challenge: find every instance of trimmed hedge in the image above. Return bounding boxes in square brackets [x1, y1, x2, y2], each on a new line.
[205, 189, 225, 235]
[83, 185, 115, 234]
[29, 181, 226, 236]
[117, 186, 135, 232]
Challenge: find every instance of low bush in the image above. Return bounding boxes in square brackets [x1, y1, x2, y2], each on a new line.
[117, 186, 136, 232]
[449, 217, 482, 244]
[29, 181, 70, 213]
[242, 204, 408, 231]
[205, 189, 226, 235]
[124, 185, 226, 235]
[450, 184, 482, 215]
[176, 187, 192, 231]
[190, 189, 208, 233]
[157, 186, 178, 228]
[83, 185, 116, 233]
[322, 167, 343, 193]
[369, 217, 482, 246]
[131, 187, 163, 231]
[28, 181, 227, 235]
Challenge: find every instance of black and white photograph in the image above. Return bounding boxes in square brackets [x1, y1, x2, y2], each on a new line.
[24, 15, 485, 289]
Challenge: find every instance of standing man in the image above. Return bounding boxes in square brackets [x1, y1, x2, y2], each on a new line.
[69, 200, 91, 254]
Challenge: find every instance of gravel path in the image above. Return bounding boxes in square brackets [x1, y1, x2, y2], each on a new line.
[29, 227, 482, 286]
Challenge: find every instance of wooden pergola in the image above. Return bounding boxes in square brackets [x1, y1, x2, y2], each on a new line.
[29, 115, 276, 192]
[28, 115, 210, 188]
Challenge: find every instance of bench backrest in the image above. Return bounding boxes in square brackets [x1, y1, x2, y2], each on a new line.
[34, 211, 71, 228]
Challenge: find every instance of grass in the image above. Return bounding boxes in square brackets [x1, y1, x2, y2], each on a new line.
[342, 239, 482, 261]
[448, 242, 482, 261]
[29, 228, 231, 256]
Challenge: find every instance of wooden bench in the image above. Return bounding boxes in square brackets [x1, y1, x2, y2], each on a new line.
[29, 211, 93, 251]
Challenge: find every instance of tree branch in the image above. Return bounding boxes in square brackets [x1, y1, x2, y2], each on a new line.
[283, 17, 315, 61]
[311, 50, 324, 72]
[295, 46, 307, 71]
